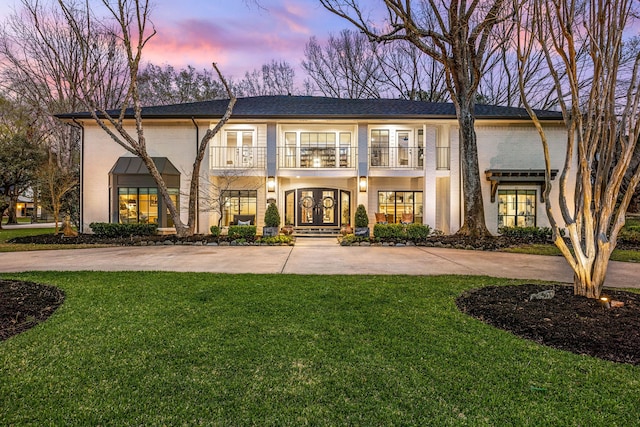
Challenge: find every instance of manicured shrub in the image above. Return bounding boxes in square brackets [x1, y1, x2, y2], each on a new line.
[228, 225, 257, 241]
[89, 222, 158, 237]
[374, 223, 405, 240]
[406, 223, 432, 241]
[209, 225, 221, 238]
[264, 203, 281, 228]
[354, 204, 369, 228]
[257, 235, 294, 245]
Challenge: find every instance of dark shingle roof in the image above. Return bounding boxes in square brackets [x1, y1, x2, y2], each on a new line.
[57, 95, 563, 121]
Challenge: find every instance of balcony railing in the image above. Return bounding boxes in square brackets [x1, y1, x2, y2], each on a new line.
[278, 146, 357, 169]
[370, 146, 424, 169]
[210, 146, 266, 169]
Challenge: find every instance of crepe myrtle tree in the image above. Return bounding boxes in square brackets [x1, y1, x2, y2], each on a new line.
[30, 0, 237, 237]
[320, 0, 513, 237]
[516, 0, 640, 298]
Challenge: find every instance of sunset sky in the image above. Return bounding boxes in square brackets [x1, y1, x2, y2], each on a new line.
[0, 0, 350, 81]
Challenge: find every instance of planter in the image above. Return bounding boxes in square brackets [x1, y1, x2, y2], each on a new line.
[263, 226, 279, 237]
[281, 225, 294, 236]
[340, 224, 353, 235]
[354, 227, 370, 237]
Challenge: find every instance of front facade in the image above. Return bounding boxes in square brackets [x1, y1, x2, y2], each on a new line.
[62, 96, 572, 235]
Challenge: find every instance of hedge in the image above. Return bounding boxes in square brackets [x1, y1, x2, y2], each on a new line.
[228, 225, 257, 241]
[89, 222, 158, 237]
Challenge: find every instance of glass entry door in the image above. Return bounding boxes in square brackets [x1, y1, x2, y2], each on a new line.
[298, 188, 338, 226]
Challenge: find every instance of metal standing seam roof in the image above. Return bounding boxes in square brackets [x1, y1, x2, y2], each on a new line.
[109, 157, 180, 175]
[57, 95, 564, 121]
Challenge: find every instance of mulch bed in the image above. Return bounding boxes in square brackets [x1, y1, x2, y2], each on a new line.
[0, 279, 65, 341]
[457, 284, 640, 365]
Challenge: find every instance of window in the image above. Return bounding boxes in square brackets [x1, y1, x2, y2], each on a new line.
[225, 130, 254, 167]
[498, 190, 536, 228]
[377, 191, 423, 224]
[118, 188, 158, 224]
[371, 130, 389, 167]
[300, 132, 337, 168]
[222, 190, 257, 226]
[339, 132, 351, 168]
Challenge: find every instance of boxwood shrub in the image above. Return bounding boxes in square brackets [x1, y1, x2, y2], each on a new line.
[228, 225, 257, 241]
[373, 223, 406, 240]
[209, 225, 221, 238]
[406, 223, 432, 241]
[89, 222, 158, 237]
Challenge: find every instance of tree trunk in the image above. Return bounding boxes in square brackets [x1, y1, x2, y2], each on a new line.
[6, 195, 18, 224]
[455, 105, 491, 237]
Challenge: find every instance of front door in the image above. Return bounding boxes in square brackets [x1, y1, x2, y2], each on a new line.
[298, 188, 338, 226]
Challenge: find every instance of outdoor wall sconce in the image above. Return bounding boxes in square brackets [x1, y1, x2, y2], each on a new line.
[267, 176, 276, 191]
[359, 176, 368, 192]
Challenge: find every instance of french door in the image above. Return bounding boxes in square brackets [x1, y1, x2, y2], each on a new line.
[298, 189, 338, 226]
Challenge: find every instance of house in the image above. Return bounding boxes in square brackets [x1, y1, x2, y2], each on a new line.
[57, 95, 572, 235]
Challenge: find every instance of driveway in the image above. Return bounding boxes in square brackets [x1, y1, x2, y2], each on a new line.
[1, 237, 639, 289]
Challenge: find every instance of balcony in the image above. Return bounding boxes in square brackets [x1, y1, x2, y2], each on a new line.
[278, 146, 357, 169]
[210, 146, 266, 169]
[370, 146, 424, 169]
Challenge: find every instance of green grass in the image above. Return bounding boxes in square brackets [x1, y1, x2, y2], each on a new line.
[502, 243, 640, 262]
[0, 227, 104, 252]
[1, 272, 638, 426]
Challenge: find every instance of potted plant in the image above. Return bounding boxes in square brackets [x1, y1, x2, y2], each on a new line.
[281, 220, 294, 236]
[263, 202, 281, 237]
[354, 204, 370, 237]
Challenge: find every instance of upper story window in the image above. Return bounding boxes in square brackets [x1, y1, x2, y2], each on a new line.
[370, 129, 390, 167]
[371, 129, 423, 169]
[280, 131, 354, 168]
[211, 129, 264, 169]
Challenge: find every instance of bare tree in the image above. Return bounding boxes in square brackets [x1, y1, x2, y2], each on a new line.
[138, 63, 228, 105]
[321, 0, 512, 236]
[302, 30, 385, 98]
[374, 41, 449, 101]
[10, 0, 235, 237]
[236, 60, 296, 96]
[0, 0, 131, 229]
[516, 0, 640, 298]
[198, 170, 262, 227]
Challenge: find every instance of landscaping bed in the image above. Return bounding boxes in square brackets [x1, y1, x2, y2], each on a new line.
[8, 233, 294, 246]
[457, 284, 640, 365]
[0, 279, 65, 341]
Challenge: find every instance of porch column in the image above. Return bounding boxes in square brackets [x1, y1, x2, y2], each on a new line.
[424, 125, 437, 228]
[357, 124, 369, 207]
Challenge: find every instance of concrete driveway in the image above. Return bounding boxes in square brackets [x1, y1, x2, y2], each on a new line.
[2, 238, 639, 289]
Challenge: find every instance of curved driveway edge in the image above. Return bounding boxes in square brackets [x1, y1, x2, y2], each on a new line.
[2, 238, 639, 289]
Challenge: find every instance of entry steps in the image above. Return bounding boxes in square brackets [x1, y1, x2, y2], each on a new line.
[294, 226, 341, 237]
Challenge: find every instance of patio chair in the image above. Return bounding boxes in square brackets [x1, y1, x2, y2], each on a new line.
[375, 212, 388, 224]
[400, 213, 413, 224]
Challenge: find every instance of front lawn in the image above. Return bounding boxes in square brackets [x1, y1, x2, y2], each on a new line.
[502, 243, 640, 262]
[0, 227, 106, 252]
[1, 272, 638, 425]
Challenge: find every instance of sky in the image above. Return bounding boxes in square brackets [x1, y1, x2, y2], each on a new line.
[0, 0, 351, 81]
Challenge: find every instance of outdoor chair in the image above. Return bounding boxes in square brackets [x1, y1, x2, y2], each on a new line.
[400, 213, 413, 224]
[375, 212, 388, 224]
